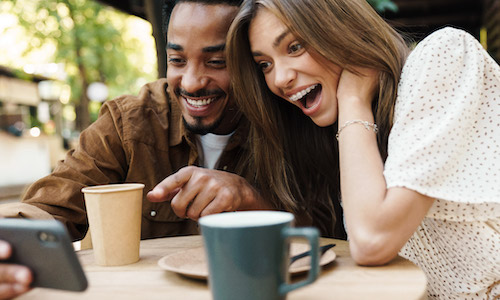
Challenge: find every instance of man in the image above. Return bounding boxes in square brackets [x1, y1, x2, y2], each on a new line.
[145, 0, 273, 219]
[0, 0, 267, 297]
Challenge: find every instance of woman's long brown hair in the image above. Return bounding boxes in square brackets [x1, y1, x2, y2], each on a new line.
[227, 0, 409, 237]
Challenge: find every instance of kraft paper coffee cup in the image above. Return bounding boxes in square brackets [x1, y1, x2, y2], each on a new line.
[82, 183, 144, 266]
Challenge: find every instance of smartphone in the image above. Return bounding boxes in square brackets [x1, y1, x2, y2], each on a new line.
[0, 219, 88, 291]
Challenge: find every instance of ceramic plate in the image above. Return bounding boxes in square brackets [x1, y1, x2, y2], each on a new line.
[157, 243, 336, 280]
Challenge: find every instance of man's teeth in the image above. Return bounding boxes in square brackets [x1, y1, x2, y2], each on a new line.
[186, 97, 216, 107]
[289, 84, 318, 102]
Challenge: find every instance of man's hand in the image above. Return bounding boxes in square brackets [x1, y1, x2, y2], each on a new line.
[0, 240, 32, 300]
[147, 166, 273, 220]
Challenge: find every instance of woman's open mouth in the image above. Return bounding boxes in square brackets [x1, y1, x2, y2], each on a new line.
[289, 84, 322, 109]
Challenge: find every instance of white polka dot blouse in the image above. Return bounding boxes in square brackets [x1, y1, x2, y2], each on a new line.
[384, 27, 500, 299]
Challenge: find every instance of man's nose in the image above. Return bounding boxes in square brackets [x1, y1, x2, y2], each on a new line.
[180, 66, 208, 93]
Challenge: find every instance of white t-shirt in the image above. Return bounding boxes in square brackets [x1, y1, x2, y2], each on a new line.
[196, 132, 233, 169]
[383, 27, 500, 299]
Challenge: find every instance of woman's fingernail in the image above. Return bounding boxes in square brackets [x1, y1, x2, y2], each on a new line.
[0, 241, 10, 257]
[15, 269, 31, 284]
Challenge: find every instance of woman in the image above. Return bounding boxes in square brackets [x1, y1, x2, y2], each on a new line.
[227, 0, 500, 298]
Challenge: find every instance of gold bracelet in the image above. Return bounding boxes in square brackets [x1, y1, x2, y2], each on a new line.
[336, 120, 378, 140]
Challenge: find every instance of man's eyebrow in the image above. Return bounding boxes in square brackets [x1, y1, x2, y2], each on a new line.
[167, 42, 183, 51]
[202, 43, 226, 53]
[273, 30, 290, 48]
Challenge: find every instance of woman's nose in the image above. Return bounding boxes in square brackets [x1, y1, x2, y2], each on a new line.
[273, 64, 295, 89]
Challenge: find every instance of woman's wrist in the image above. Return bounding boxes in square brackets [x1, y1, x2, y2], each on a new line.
[338, 94, 373, 114]
[336, 120, 378, 140]
[338, 99, 374, 125]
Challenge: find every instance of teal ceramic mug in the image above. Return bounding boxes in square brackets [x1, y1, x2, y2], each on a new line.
[199, 211, 319, 300]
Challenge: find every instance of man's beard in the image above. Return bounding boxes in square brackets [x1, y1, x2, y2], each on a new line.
[172, 87, 226, 135]
[183, 115, 224, 135]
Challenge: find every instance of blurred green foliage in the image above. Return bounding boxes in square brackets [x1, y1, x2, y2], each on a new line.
[2, 0, 156, 130]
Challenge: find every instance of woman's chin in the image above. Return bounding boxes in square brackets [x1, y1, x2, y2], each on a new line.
[310, 112, 337, 127]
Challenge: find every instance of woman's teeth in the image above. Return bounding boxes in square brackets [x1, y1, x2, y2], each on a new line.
[186, 97, 216, 107]
[289, 84, 318, 102]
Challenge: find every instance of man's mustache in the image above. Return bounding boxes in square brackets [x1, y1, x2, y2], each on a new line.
[174, 88, 225, 98]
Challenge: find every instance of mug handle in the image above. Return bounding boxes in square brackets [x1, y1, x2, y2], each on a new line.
[279, 227, 320, 296]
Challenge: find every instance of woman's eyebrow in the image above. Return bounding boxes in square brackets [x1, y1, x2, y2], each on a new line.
[251, 30, 291, 57]
[252, 51, 263, 57]
[273, 30, 290, 48]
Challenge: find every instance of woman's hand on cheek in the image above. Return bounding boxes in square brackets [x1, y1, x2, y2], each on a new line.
[337, 67, 379, 112]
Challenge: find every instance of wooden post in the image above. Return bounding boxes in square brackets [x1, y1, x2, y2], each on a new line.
[144, 0, 167, 78]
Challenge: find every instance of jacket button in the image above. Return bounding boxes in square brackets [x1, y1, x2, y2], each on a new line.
[150, 210, 157, 217]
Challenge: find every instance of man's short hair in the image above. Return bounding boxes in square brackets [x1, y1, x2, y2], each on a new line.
[161, 0, 244, 39]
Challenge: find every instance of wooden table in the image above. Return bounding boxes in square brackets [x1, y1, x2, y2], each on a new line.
[18, 235, 427, 300]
